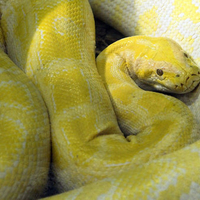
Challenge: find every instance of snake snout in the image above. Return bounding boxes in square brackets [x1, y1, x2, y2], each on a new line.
[174, 71, 200, 93]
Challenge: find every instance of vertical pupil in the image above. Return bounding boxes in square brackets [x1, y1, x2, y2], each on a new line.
[156, 69, 163, 76]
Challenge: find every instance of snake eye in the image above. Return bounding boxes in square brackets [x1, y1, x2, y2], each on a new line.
[156, 69, 163, 76]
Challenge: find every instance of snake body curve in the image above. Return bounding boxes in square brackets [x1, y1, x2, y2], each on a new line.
[0, 28, 50, 198]
[0, 0, 200, 199]
[89, 0, 200, 129]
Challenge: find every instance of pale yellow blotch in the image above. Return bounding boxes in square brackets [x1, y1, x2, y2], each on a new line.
[135, 6, 159, 35]
[172, 0, 200, 23]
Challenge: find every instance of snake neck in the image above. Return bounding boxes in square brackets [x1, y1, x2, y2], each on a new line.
[97, 36, 158, 91]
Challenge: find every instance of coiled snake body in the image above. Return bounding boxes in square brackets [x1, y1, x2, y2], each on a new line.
[0, 0, 200, 199]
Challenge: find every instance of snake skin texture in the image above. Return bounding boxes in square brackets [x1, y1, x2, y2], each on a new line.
[0, 23, 50, 199]
[0, 0, 199, 199]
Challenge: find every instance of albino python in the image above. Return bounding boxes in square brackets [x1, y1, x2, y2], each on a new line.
[0, 0, 200, 199]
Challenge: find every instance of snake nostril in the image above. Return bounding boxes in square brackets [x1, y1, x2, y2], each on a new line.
[184, 53, 189, 58]
[181, 83, 184, 87]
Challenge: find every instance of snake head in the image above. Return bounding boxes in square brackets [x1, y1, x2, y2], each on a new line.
[131, 37, 200, 94]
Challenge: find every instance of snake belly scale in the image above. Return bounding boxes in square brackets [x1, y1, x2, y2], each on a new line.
[0, 0, 199, 199]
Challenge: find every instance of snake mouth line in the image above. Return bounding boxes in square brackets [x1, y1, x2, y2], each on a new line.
[135, 77, 200, 94]
[181, 81, 200, 93]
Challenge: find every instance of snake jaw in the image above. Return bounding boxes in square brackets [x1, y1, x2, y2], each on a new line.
[159, 74, 200, 94]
